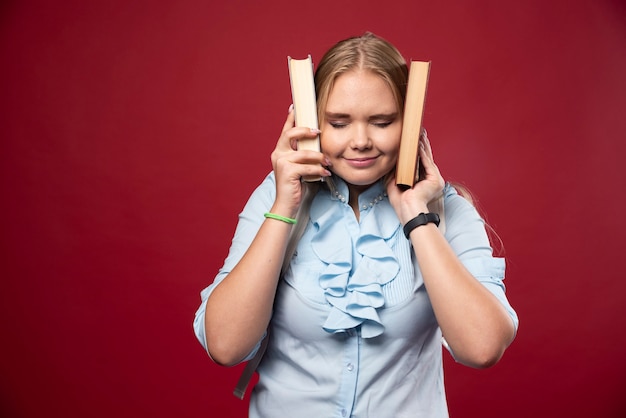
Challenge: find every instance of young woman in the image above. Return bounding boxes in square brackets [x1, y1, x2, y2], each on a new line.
[194, 32, 518, 417]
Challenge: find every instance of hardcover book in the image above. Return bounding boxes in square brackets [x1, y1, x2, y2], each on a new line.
[288, 55, 321, 182]
[396, 60, 431, 188]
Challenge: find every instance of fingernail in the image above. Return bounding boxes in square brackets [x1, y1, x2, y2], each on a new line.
[288, 104, 294, 113]
[324, 157, 332, 166]
[310, 128, 321, 134]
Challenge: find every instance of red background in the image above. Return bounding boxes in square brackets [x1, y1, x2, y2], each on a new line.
[1, 1, 625, 417]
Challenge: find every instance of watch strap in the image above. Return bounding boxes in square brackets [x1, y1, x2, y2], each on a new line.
[403, 212, 440, 239]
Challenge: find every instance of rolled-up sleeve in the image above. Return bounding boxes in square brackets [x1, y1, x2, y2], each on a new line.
[461, 256, 519, 332]
[443, 185, 519, 333]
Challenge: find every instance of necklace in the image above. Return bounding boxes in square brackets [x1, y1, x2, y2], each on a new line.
[333, 190, 387, 210]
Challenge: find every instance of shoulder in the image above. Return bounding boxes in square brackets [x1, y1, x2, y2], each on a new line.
[260, 171, 277, 189]
[241, 171, 277, 211]
[442, 182, 490, 244]
[443, 183, 478, 218]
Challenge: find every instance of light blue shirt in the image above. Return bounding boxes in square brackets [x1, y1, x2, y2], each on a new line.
[194, 172, 518, 418]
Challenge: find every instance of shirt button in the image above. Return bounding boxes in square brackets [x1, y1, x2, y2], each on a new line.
[347, 363, 354, 372]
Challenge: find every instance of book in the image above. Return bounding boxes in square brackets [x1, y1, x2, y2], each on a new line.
[288, 55, 321, 182]
[396, 60, 431, 188]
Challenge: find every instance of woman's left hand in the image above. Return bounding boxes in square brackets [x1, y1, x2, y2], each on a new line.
[386, 131, 445, 224]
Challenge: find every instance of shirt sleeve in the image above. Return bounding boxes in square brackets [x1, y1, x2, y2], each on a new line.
[442, 184, 519, 334]
[193, 172, 277, 361]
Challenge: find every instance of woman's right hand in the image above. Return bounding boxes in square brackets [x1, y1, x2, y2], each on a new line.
[270, 106, 331, 217]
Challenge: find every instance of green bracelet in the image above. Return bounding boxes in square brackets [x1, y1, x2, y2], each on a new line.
[264, 212, 297, 224]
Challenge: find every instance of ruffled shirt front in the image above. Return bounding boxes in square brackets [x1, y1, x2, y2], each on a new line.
[306, 178, 402, 338]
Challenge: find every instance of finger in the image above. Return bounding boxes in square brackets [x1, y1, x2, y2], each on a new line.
[419, 141, 439, 176]
[420, 144, 437, 171]
[420, 131, 433, 157]
[421, 131, 434, 160]
[275, 157, 331, 183]
[287, 127, 321, 151]
[284, 148, 328, 167]
[299, 163, 332, 179]
[273, 146, 326, 168]
[419, 144, 445, 190]
[282, 104, 296, 132]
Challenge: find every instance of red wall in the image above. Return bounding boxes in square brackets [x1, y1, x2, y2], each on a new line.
[1, 1, 625, 417]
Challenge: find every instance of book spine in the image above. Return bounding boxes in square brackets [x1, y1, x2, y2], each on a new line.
[396, 60, 431, 188]
[288, 55, 321, 182]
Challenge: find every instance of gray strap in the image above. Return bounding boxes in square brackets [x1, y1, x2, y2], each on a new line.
[233, 333, 270, 400]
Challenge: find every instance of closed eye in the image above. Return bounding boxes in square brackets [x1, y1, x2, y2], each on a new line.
[325, 112, 350, 129]
[370, 112, 398, 128]
[329, 121, 349, 129]
[325, 112, 398, 129]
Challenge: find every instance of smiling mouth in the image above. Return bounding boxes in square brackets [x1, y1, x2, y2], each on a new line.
[345, 156, 378, 167]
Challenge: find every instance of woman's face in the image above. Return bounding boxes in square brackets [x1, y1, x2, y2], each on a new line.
[321, 69, 401, 194]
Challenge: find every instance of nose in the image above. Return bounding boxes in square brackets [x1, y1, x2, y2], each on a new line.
[350, 123, 371, 149]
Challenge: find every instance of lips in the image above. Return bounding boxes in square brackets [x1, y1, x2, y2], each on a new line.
[345, 156, 378, 168]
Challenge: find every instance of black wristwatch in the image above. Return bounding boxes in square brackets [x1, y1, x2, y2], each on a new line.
[403, 213, 440, 239]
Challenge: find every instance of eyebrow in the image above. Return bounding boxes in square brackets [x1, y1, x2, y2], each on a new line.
[325, 112, 350, 119]
[324, 112, 399, 120]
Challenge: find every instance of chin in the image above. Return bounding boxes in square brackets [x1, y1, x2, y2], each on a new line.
[347, 170, 393, 185]
[342, 175, 383, 189]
